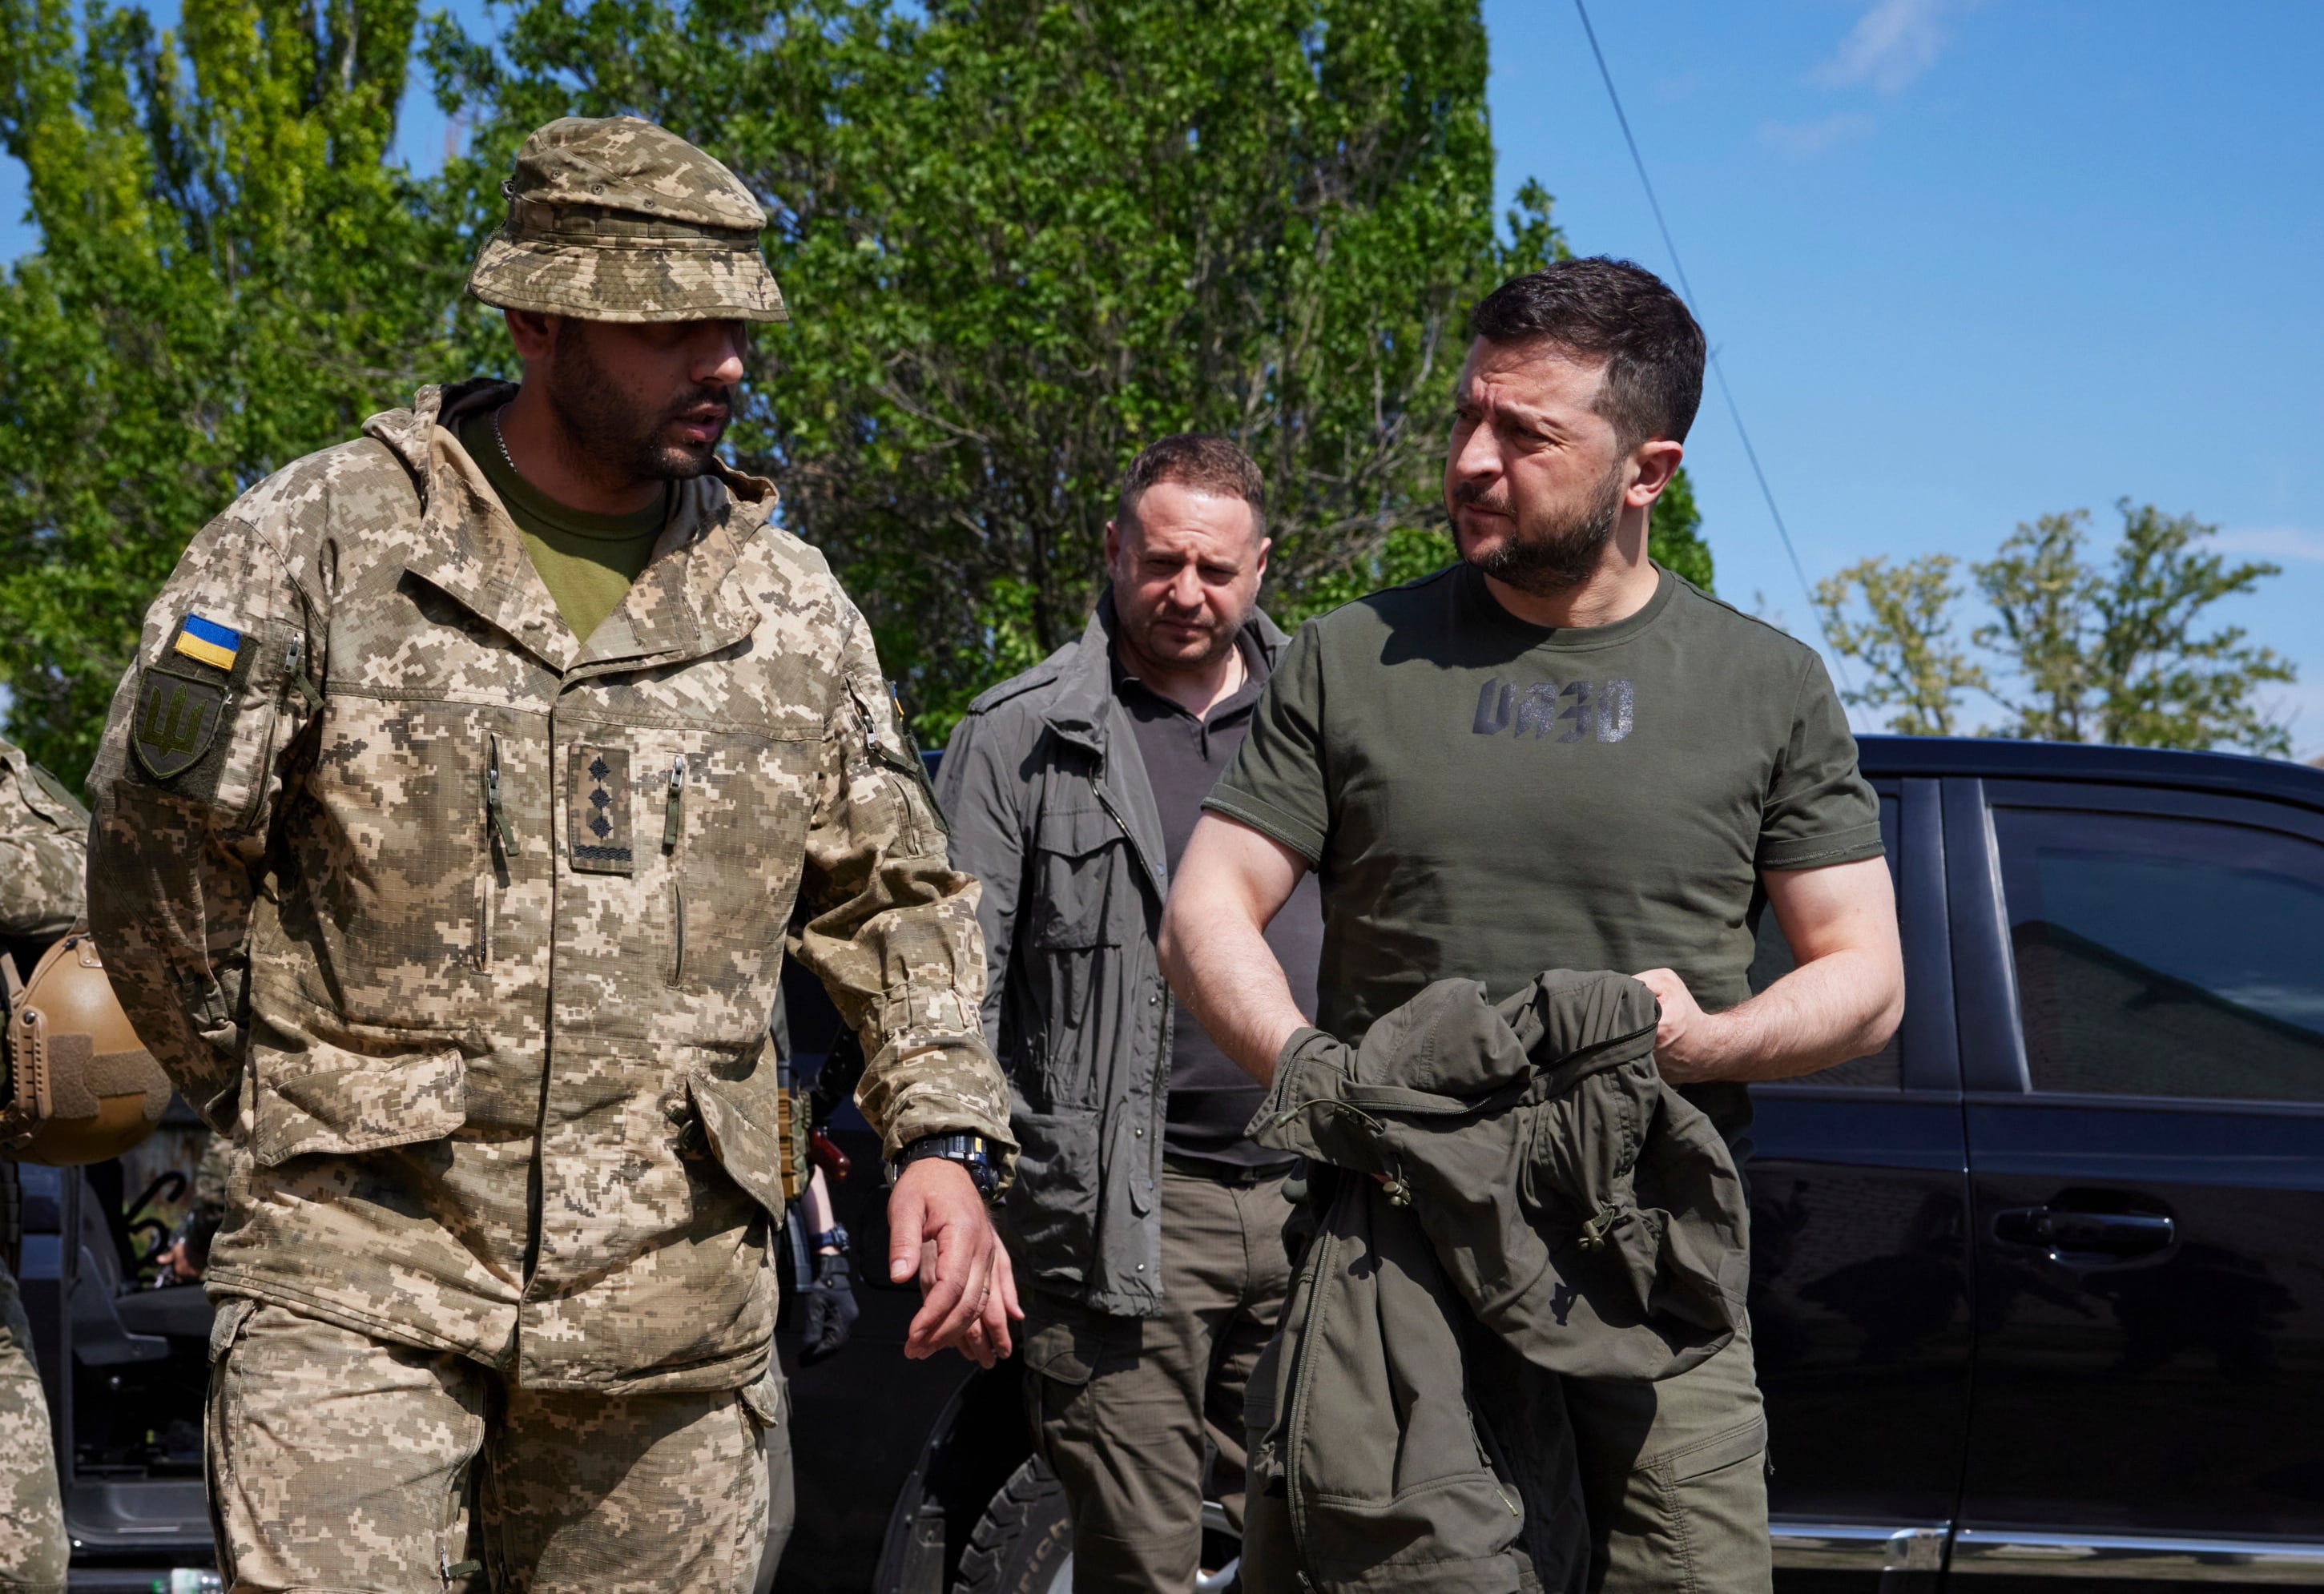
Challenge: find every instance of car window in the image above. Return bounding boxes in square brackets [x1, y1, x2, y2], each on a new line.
[1994, 806, 2324, 1103]
[1749, 791, 1903, 1089]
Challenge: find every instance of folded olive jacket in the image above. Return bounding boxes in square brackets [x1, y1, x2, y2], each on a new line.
[1243, 970, 1750, 1594]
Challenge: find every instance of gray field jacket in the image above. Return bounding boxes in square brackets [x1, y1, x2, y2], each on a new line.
[1244, 970, 1750, 1593]
[937, 597, 1291, 1314]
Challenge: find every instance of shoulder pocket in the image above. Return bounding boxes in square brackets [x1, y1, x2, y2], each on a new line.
[127, 614, 301, 831]
[844, 678, 946, 843]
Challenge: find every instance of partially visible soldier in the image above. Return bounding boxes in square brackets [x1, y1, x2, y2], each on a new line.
[0, 735, 87, 1594]
[87, 115, 1017, 1592]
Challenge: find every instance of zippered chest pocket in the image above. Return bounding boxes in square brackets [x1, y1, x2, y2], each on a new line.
[1027, 807, 1134, 950]
[660, 732, 820, 998]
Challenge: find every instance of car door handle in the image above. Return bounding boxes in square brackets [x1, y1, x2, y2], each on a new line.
[1992, 1206, 2175, 1266]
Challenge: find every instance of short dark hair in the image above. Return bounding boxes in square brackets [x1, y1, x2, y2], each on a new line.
[1467, 258, 1706, 446]
[1116, 434, 1267, 539]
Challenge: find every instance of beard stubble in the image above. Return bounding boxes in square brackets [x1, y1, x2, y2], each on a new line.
[1457, 454, 1628, 596]
[544, 322, 729, 484]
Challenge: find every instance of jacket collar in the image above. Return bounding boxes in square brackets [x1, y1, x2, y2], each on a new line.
[365, 380, 779, 678]
[1041, 587, 1291, 754]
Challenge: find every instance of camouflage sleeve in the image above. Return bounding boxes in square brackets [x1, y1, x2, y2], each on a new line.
[0, 750, 88, 940]
[85, 515, 320, 1131]
[791, 599, 1017, 1181]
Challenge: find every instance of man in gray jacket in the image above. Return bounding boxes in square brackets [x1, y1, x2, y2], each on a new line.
[938, 435, 1323, 1592]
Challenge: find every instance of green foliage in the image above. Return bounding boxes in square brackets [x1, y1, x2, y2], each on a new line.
[1817, 500, 2295, 755]
[1269, 524, 1457, 627]
[1813, 553, 1986, 737]
[1974, 501, 2294, 754]
[2, 0, 1723, 763]
[436, 0, 1568, 737]
[1648, 465, 1713, 593]
[0, 0, 466, 783]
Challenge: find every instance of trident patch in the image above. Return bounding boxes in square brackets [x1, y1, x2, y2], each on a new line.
[131, 667, 227, 781]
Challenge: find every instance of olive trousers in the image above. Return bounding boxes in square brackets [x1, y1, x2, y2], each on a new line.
[205, 1299, 791, 1593]
[1021, 1165, 1291, 1594]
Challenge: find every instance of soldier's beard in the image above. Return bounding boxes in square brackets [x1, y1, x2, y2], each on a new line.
[545, 322, 730, 485]
[1458, 457, 1626, 596]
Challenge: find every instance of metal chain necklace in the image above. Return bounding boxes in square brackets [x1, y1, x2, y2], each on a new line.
[491, 404, 520, 475]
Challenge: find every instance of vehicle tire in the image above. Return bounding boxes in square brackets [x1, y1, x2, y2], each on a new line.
[954, 1457, 1074, 1594]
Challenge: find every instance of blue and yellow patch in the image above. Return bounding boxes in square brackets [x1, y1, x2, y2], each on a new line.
[171, 614, 240, 672]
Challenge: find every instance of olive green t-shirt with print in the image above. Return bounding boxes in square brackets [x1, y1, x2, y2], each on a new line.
[458, 410, 670, 646]
[1203, 561, 1883, 1158]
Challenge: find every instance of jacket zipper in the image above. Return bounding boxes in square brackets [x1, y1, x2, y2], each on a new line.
[478, 732, 514, 970]
[662, 755, 686, 852]
[665, 755, 687, 984]
[485, 733, 515, 852]
[1280, 1220, 1337, 1583]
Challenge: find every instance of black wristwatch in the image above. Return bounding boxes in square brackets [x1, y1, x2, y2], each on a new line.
[890, 1132, 1001, 1203]
[809, 1222, 850, 1254]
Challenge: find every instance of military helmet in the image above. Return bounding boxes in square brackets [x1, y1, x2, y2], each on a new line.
[2, 932, 171, 1166]
[467, 115, 787, 324]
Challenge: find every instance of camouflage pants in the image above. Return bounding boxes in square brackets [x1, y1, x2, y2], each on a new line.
[207, 1299, 792, 1593]
[0, 1263, 66, 1594]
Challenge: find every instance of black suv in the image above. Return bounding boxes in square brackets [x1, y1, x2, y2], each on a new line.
[24, 736, 2324, 1591]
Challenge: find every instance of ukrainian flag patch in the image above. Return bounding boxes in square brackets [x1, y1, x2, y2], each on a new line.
[171, 614, 241, 672]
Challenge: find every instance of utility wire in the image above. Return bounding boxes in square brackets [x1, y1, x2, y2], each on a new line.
[1569, 0, 1852, 688]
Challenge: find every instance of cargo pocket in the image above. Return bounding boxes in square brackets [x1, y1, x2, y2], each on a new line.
[687, 1065, 788, 1225]
[244, 1002, 467, 1167]
[1019, 1310, 1109, 1474]
[207, 1295, 256, 1366]
[1001, 1108, 1102, 1285]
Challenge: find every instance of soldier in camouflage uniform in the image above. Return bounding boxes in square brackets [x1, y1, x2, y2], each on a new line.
[0, 736, 86, 1594]
[86, 117, 1019, 1592]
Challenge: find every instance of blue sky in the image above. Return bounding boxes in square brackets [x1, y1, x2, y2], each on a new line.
[6, 1, 2319, 753]
[1483, 1, 2324, 754]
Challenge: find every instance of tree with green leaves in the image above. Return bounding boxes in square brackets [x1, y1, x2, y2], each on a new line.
[0, 0, 462, 782]
[4, 0, 1723, 763]
[430, 0, 1662, 735]
[1812, 553, 1986, 736]
[1975, 501, 2293, 753]
[1815, 499, 2294, 755]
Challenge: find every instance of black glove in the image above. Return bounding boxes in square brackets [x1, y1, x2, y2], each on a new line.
[800, 1251, 860, 1363]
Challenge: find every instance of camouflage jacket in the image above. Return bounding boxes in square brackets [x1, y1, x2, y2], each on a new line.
[87, 379, 1013, 1393]
[0, 737, 87, 944]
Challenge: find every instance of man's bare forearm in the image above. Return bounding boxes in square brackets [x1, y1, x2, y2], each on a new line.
[1647, 948, 1903, 1085]
[1158, 815, 1311, 1086]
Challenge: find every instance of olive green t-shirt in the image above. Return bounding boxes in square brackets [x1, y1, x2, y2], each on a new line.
[458, 411, 669, 646]
[1203, 562, 1882, 1157]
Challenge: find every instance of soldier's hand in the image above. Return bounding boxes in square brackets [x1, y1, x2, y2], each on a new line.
[888, 1159, 1021, 1367]
[800, 1251, 860, 1363]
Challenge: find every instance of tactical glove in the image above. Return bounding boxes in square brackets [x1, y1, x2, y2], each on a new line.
[800, 1251, 860, 1363]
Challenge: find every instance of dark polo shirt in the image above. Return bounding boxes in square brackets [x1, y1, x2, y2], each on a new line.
[1115, 634, 1324, 1173]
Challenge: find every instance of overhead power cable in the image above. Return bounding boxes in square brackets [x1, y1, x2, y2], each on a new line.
[1569, 0, 1852, 688]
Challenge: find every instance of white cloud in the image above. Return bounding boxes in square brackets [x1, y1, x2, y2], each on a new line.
[1758, 112, 1877, 155]
[1813, 0, 1958, 94]
[2214, 525, 2324, 563]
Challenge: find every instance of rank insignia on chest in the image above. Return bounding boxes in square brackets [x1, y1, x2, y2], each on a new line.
[570, 743, 635, 875]
[131, 615, 248, 783]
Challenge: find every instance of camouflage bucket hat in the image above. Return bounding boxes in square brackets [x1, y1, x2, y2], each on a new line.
[469, 115, 787, 324]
